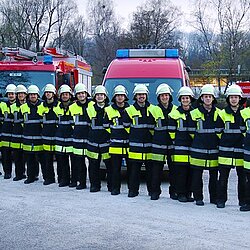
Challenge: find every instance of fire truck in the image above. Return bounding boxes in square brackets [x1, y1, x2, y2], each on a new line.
[0, 47, 92, 97]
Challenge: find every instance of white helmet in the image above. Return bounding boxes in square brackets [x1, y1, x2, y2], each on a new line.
[5, 84, 16, 94]
[199, 84, 216, 97]
[27, 85, 40, 95]
[94, 85, 108, 96]
[112, 85, 128, 102]
[226, 84, 243, 97]
[156, 83, 172, 97]
[44, 84, 56, 94]
[177, 86, 195, 101]
[74, 83, 89, 96]
[133, 84, 149, 96]
[15, 84, 27, 94]
[58, 84, 72, 96]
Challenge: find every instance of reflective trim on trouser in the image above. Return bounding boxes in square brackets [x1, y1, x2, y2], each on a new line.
[244, 161, 250, 171]
[172, 154, 189, 163]
[218, 156, 243, 167]
[86, 150, 110, 160]
[128, 151, 151, 161]
[190, 157, 218, 168]
[109, 147, 128, 155]
[23, 144, 43, 152]
[151, 153, 167, 162]
[55, 145, 73, 154]
[73, 148, 86, 156]
[43, 144, 55, 151]
[11, 142, 22, 149]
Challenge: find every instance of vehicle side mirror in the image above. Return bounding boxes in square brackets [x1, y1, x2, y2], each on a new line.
[185, 66, 191, 73]
[102, 67, 107, 75]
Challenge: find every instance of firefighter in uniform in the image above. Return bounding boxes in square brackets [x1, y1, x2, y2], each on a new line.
[169, 86, 195, 202]
[37, 84, 58, 185]
[216, 85, 246, 208]
[123, 84, 155, 198]
[11, 84, 27, 181]
[20, 85, 45, 184]
[190, 84, 220, 206]
[1, 84, 16, 179]
[150, 84, 177, 200]
[69, 83, 91, 190]
[240, 101, 250, 212]
[103, 85, 130, 195]
[86, 85, 111, 192]
[54, 84, 74, 187]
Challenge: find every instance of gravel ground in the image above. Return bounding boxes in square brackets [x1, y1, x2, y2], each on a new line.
[0, 168, 249, 250]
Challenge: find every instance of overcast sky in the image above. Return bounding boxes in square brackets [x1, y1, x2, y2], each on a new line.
[76, 0, 195, 31]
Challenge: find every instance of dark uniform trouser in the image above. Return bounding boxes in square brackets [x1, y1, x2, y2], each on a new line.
[167, 151, 177, 196]
[191, 168, 218, 202]
[175, 163, 192, 196]
[2, 147, 12, 175]
[245, 173, 250, 205]
[13, 150, 25, 178]
[151, 161, 163, 196]
[217, 166, 246, 204]
[56, 154, 75, 184]
[25, 152, 46, 180]
[72, 155, 87, 186]
[44, 152, 55, 182]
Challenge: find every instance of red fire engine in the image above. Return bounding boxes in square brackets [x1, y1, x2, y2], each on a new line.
[0, 47, 92, 96]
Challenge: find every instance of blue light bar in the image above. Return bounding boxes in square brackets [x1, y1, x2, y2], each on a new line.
[165, 49, 179, 58]
[116, 49, 129, 58]
[43, 55, 53, 64]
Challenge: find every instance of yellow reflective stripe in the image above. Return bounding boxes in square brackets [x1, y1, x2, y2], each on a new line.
[172, 155, 189, 163]
[244, 161, 250, 170]
[102, 152, 110, 160]
[11, 142, 22, 149]
[109, 147, 128, 155]
[218, 157, 243, 166]
[43, 144, 55, 151]
[2, 141, 11, 147]
[86, 150, 98, 159]
[128, 151, 151, 160]
[23, 144, 43, 151]
[73, 148, 85, 155]
[151, 153, 167, 162]
[55, 145, 73, 153]
[190, 157, 218, 168]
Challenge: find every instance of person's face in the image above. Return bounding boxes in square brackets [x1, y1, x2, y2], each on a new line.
[229, 95, 240, 107]
[7, 92, 16, 102]
[159, 93, 170, 105]
[45, 91, 54, 100]
[29, 93, 38, 103]
[181, 95, 191, 107]
[201, 94, 214, 106]
[76, 91, 87, 102]
[61, 92, 70, 102]
[135, 93, 147, 104]
[115, 94, 126, 104]
[95, 93, 106, 104]
[17, 92, 27, 102]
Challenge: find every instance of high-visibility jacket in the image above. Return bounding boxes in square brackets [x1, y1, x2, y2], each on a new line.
[86, 101, 110, 160]
[1, 100, 14, 147]
[123, 101, 155, 161]
[0, 102, 3, 148]
[189, 105, 220, 169]
[69, 100, 91, 156]
[217, 106, 245, 168]
[20, 100, 43, 152]
[10, 100, 24, 149]
[240, 107, 250, 172]
[150, 103, 177, 163]
[103, 102, 130, 155]
[168, 106, 194, 165]
[37, 99, 59, 152]
[53, 101, 74, 154]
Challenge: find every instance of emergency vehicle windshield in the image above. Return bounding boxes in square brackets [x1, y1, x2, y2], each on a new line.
[104, 78, 182, 105]
[0, 71, 55, 96]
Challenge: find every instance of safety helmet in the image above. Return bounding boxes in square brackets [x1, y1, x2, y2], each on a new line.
[94, 85, 108, 96]
[198, 84, 216, 104]
[44, 84, 56, 94]
[177, 86, 195, 102]
[156, 83, 172, 97]
[111, 85, 128, 102]
[74, 83, 90, 97]
[5, 84, 16, 96]
[15, 84, 27, 94]
[58, 84, 72, 96]
[226, 84, 246, 105]
[133, 84, 149, 96]
[27, 85, 40, 95]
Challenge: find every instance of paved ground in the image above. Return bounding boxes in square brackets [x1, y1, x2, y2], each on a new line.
[0, 168, 249, 250]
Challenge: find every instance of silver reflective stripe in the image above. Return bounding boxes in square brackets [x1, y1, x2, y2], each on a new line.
[223, 129, 242, 134]
[75, 121, 89, 126]
[88, 141, 99, 147]
[4, 118, 13, 122]
[244, 149, 250, 155]
[152, 143, 168, 149]
[55, 137, 72, 142]
[42, 136, 54, 141]
[240, 126, 246, 131]
[215, 128, 223, 133]
[87, 141, 109, 148]
[219, 146, 243, 153]
[24, 120, 42, 124]
[92, 125, 104, 130]
[130, 142, 152, 147]
[178, 127, 188, 131]
[110, 139, 129, 144]
[58, 121, 72, 125]
[155, 125, 176, 131]
[196, 129, 216, 133]
[1, 133, 12, 137]
[43, 120, 57, 124]
[14, 119, 23, 123]
[73, 138, 88, 143]
[123, 122, 131, 127]
[175, 146, 190, 151]
[190, 148, 218, 154]
[12, 134, 22, 138]
[23, 135, 42, 140]
[131, 124, 154, 129]
[110, 125, 124, 129]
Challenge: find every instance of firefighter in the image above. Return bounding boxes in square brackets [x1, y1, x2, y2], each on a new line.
[54, 84, 74, 187]
[69, 83, 91, 190]
[216, 85, 246, 208]
[240, 102, 250, 212]
[86, 85, 111, 192]
[11, 84, 27, 181]
[169, 86, 195, 202]
[189, 84, 220, 206]
[37, 84, 58, 185]
[1, 84, 16, 179]
[150, 83, 177, 200]
[103, 85, 130, 195]
[123, 84, 155, 198]
[20, 85, 45, 184]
